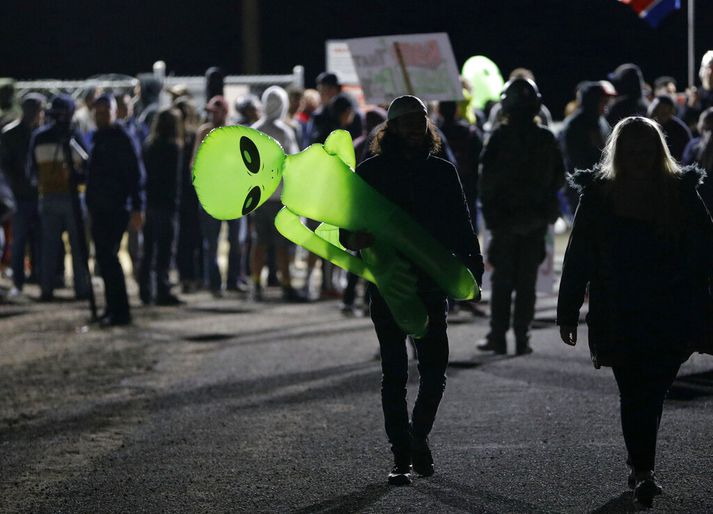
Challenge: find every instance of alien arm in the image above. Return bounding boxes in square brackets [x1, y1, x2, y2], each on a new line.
[274, 206, 377, 284]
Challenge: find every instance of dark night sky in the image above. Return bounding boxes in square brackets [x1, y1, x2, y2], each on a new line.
[2, 0, 712, 117]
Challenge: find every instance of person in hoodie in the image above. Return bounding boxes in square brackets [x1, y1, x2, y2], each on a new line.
[559, 81, 614, 213]
[249, 85, 305, 302]
[606, 64, 649, 126]
[478, 78, 565, 356]
[557, 116, 713, 509]
[86, 94, 145, 326]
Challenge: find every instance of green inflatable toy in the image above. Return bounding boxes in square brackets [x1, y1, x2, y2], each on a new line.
[192, 126, 479, 338]
[461, 55, 505, 111]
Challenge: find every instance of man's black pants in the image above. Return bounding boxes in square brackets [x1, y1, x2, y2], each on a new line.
[91, 209, 130, 319]
[369, 287, 449, 457]
[488, 229, 545, 348]
[612, 359, 681, 474]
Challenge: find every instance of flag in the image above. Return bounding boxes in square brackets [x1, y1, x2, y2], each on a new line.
[619, 0, 681, 28]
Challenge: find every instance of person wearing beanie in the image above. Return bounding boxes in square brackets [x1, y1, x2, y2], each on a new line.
[27, 94, 91, 302]
[340, 94, 483, 486]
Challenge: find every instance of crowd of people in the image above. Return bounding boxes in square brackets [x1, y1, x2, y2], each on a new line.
[1, 56, 711, 324]
[1, 53, 713, 507]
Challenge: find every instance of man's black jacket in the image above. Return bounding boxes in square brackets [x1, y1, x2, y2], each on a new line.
[86, 124, 145, 213]
[349, 151, 483, 292]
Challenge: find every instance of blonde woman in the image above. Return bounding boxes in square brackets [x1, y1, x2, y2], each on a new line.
[557, 116, 713, 508]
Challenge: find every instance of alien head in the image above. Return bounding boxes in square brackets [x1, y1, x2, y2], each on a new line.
[193, 125, 286, 220]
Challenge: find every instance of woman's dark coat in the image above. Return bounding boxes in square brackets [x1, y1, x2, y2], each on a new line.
[557, 166, 713, 368]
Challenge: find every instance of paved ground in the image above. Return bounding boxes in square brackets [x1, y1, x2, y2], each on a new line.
[1, 281, 713, 513]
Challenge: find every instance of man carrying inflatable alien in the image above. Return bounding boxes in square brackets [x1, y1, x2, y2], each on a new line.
[193, 95, 483, 486]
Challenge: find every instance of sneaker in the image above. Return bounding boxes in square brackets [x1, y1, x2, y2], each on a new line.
[410, 434, 434, 477]
[476, 337, 506, 354]
[387, 455, 411, 486]
[633, 471, 662, 508]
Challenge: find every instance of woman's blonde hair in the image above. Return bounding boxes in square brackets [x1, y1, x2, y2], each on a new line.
[598, 116, 681, 181]
[597, 116, 683, 235]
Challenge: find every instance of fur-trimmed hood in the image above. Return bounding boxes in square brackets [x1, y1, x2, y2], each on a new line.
[567, 165, 707, 194]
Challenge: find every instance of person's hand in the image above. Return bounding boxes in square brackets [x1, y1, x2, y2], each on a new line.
[130, 210, 144, 231]
[560, 325, 577, 346]
[346, 231, 375, 251]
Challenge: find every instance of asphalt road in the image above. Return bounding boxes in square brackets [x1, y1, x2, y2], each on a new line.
[1, 288, 712, 513]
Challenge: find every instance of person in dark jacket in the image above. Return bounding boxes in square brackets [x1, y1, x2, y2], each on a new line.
[340, 95, 483, 486]
[1, 93, 45, 295]
[173, 97, 203, 293]
[478, 78, 566, 355]
[559, 82, 614, 214]
[606, 64, 649, 126]
[307, 72, 363, 144]
[557, 116, 713, 509]
[681, 50, 713, 133]
[436, 100, 483, 220]
[682, 107, 713, 210]
[648, 95, 691, 161]
[27, 95, 91, 302]
[138, 108, 183, 305]
[86, 94, 145, 326]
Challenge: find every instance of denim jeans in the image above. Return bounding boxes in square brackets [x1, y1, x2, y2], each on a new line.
[38, 193, 89, 298]
[10, 199, 40, 290]
[139, 207, 176, 300]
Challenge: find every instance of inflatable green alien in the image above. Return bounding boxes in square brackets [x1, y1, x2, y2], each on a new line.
[192, 126, 479, 338]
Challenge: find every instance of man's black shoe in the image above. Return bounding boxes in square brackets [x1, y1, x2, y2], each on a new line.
[476, 338, 506, 354]
[410, 435, 434, 477]
[100, 313, 131, 327]
[387, 461, 411, 486]
[633, 472, 662, 508]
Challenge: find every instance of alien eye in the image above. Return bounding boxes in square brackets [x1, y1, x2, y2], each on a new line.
[242, 186, 261, 215]
[240, 136, 261, 174]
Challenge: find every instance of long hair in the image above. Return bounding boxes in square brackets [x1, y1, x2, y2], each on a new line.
[696, 107, 713, 172]
[369, 117, 442, 156]
[148, 107, 184, 148]
[597, 116, 682, 235]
